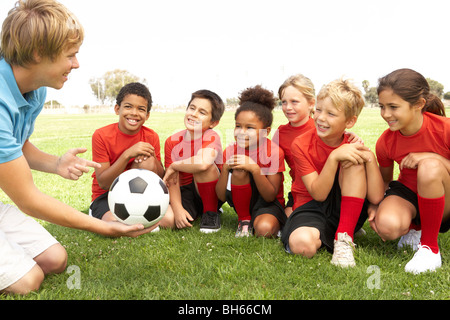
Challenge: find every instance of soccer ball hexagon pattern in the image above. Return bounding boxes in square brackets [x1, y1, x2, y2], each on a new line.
[108, 169, 169, 228]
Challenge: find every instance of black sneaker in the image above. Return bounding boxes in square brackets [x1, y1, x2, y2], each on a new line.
[199, 211, 221, 233]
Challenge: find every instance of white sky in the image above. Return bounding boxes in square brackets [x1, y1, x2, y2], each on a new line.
[1, 0, 449, 107]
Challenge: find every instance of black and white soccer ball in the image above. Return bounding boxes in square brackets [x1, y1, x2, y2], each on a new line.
[108, 169, 169, 228]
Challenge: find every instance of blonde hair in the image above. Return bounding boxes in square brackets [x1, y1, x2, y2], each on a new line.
[317, 78, 365, 119]
[0, 0, 84, 66]
[278, 74, 316, 102]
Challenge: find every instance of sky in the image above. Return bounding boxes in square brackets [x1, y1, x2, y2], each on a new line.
[1, 0, 449, 108]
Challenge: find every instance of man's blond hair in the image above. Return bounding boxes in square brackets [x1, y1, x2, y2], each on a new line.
[1, 0, 84, 66]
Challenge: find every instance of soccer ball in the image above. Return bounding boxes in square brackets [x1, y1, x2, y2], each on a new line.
[108, 169, 169, 228]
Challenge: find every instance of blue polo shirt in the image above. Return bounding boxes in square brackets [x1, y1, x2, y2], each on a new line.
[0, 58, 46, 164]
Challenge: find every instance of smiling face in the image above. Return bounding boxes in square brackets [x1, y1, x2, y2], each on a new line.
[234, 110, 270, 149]
[378, 89, 424, 136]
[35, 44, 81, 90]
[314, 97, 356, 146]
[184, 97, 218, 139]
[281, 85, 314, 127]
[115, 94, 150, 135]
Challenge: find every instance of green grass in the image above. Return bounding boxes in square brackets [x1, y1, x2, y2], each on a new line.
[1, 108, 449, 301]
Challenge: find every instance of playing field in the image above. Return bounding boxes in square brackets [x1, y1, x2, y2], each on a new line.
[1, 108, 449, 301]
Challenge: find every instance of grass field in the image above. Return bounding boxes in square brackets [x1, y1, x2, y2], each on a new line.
[1, 108, 449, 302]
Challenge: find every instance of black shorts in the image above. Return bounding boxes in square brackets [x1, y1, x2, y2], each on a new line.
[385, 181, 450, 233]
[286, 192, 294, 208]
[281, 172, 368, 252]
[180, 180, 223, 220]
[225, 171, 287, 229]
[89, 192, 110, 219]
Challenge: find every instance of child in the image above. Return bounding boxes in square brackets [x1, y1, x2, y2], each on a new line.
[0, 0, 152, 295]
[90, 82, 172, 227]
[370, 68, 449, 274]
[163, 90, 225, 233]
[272, 74, 317, 217]
[216, 85, 286, 238]
[281, 78, 384, 267]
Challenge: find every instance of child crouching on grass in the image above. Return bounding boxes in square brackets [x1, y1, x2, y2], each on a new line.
[281, 78, 384, 268]
[163, 90, 225, 233]
[216, 85, 286, 238]
[90, 82, 173, 228]
[370, 68, 449, 274]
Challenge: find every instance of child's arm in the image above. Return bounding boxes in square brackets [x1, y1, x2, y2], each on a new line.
[215, 163, 230, 202]
[364, 150, 385, 205]
[302, 143, 371, 201]
[164, 147, 218, 187]
[400, 152, 450, 172]
[167, 176, 194, 229]
[96, 141, 156, 190]
[227, 154, 281, 202]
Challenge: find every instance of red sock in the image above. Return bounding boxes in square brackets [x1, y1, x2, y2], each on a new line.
[231, 183, 252, 221]
[336, 196, 365, 240]
[196, 180, 218, 213]
[409, 222, 421, 231]
[418, 195, 445, 254]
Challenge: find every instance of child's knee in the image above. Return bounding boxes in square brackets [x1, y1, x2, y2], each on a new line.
[417, 158, 446, 184]
[253, 216, 279, 238]
[231, 169, 250, 184]
[288, 229, 319, 258]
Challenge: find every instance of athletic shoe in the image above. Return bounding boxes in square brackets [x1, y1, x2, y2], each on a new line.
[235, 220, 251, 238]
[398, 229, 421, 251]
[199, 211, 221, 233]
[331, 232, 356, 268]
[404, 244, 441, 274]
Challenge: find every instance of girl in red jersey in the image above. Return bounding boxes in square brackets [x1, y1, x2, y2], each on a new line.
[216, 85, 286, 238]
[371, 68, 450, 274]
[273, 74, 363, 217]
[272, 74, 316, 217]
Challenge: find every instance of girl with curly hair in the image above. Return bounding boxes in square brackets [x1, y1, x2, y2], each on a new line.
[216, 85, 286, 237]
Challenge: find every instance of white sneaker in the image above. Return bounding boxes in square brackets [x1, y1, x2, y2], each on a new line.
[404, 244, 441, 274]
[398, 229, 421, 251]
[331, 232, 356, 268]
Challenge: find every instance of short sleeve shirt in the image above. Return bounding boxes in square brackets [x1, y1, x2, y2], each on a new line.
[0, 59, 46, 164]
[291, 130, 349, 209]
[376, 112, 450, 193]
[91, 123, 162, 201]
[164, 129, 223, 186]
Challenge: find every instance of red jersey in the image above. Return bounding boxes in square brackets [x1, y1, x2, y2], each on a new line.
[223, 138, 285, 206]
[376, 112, 450, 193]
[291, 129, 350, 209]
[164, 129, 223, 186]
[91, 123, 161, 201]
[273, 117, 315, 181]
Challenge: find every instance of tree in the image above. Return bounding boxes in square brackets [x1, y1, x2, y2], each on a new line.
[426, 78, 444, 99]
[362, 80, 378, 107]
[89, 69, 147, 104]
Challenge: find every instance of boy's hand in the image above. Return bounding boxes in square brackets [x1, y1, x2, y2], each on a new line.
[163, 165, 178, 188]
[127, 142, 155, 161]
[173, 207, 194, 229]
[57, 148, 101, 180]
[345, 131, 364, 145]
[105, 220, 159, 237]
[332, 143, 371, 168]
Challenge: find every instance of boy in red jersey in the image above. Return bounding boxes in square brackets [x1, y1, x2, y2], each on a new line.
[90, 82, 172, 227]
[371, 68, 449, 274]
[281, 78, 384, 268]
[163, 90, 225, 233]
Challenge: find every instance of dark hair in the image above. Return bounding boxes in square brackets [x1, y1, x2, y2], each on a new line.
[187, 89, 225, 122]
[236, 85, 277, 128]
[377, 68, 446, 116]
[116, 82, 152, 112]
